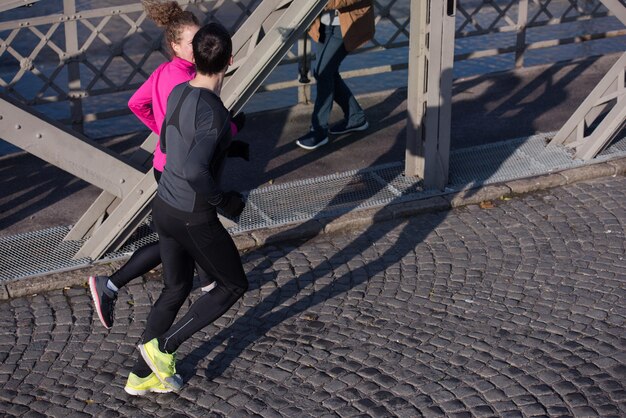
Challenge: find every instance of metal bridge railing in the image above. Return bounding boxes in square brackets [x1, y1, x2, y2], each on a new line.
[0, 0, 624, 138]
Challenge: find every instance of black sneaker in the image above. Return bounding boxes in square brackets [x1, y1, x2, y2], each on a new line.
[88, 275, 117, 329]
[329, 119, 369, 136]
[296, 130, 329, 150]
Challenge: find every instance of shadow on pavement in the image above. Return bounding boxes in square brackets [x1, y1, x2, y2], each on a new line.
[179, 59, 588, 380]
[180, 56, 624, 380]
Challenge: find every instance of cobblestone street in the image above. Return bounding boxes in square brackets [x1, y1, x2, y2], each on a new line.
[1, 176, 625, 417]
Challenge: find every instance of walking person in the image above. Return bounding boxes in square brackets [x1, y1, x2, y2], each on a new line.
[126, 22, 248, 395]
[88, 1, 246, 331]
[296, 0, 375, 150]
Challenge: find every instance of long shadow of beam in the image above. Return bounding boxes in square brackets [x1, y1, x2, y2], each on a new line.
[177, 66, 544, 382]
[261, 89, 408, 183]
[139, 59, 596, 389]
[183, 203, 446, 381]
[451, 58, 596, 149]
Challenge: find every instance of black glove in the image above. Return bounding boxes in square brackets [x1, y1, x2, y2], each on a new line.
[230, 111, 246, 132]
[217, 191, 245, 219]
[227, 140, 250, 161]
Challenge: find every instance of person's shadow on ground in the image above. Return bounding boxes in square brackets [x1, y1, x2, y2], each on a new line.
[222, 87, 408, 192]
[174, 58, 598, 383]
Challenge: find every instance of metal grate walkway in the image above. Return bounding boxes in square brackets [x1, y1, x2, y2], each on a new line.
[1, 132, 625, 282]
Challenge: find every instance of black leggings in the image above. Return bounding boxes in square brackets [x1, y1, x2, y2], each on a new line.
[142, 196, 248, 352]
[109, 242, 161, 288]
[109, 241, 213, 289]
[109, 169, 212, 289]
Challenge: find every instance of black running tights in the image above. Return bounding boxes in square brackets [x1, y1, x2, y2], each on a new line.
[132, 197, 248, 376]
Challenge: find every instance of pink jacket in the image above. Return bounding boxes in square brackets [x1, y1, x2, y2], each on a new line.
[128, 57, 240, 172]
[128, 57, 194, 172]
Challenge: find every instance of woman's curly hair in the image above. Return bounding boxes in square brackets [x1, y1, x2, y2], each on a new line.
[142, 1, 200, 56]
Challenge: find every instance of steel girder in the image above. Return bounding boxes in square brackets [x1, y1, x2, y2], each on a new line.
[76, 0, 327, 260]
[549, 0, 626, 160]
[0, 0, 328, 261]
[405, 0, 456, 190]
[0, 93, 145, 198]
[0, 0, 40, 13]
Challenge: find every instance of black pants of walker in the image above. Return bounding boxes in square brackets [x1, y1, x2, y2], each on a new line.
[145, 196, 248, 353]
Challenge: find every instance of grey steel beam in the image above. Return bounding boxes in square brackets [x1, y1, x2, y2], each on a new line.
[73, 0, 326, 259]
[515, 0, 529, 68]
[231, 0, 284, 57]
[0, 93, 144, 198]
[68, 130, 238, 258]
[404, 0, 427, 185]
[576, 99, 626, 159]
[72, 170, 157, 259]
[64, 133, 157, 241]
[549, 52, 626, 159]
[405, 0, 456, 190]
[63, 0, 84, 133]
[549, 0, 626, 160]
[222, 0, 328, 113]
[66, 192, 119, 241]
[602, 0, 626, 25]
[0, 0, 40, 13]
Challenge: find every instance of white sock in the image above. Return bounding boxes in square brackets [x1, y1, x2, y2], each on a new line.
[106, 280, 118, 292]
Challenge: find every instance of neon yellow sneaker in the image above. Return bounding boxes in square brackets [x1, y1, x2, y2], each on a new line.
[124, 372, 172, 396]
[139, 338, 182, 391]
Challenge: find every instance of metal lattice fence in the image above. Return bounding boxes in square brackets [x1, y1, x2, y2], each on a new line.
[0, 0, 625, 140]
[3, 131, 626, 282]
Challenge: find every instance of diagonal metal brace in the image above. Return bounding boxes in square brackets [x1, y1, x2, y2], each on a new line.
[223, 0, 328, 113]
[72, 170, 158, 260]
[2, 0, 328, 261]
[64, 133, 158, 241]
[0, 93, 144, 198]
[602, 0, 626, 26]
[74, 0, 327, 260]
[549, 0, 626, 160]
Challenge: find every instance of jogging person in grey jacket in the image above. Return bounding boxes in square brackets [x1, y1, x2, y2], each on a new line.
[124, 22, 248, 395]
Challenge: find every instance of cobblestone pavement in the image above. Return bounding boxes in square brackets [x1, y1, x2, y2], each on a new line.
[1, 176, 625, 418]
